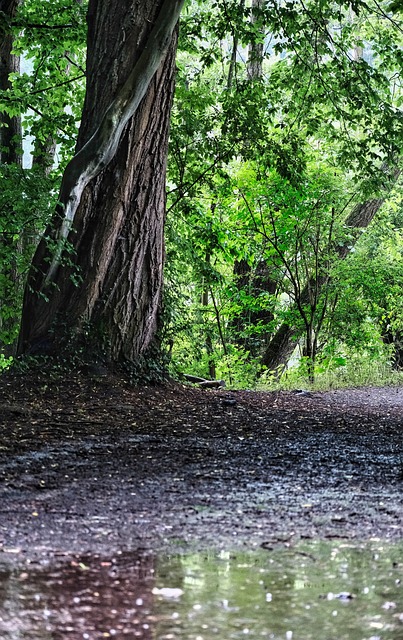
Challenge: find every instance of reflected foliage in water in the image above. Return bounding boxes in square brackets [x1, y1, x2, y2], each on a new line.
[0, 541, 402, 639]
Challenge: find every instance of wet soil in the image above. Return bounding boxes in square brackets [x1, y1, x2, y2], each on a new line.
[0, 373, 402, 566]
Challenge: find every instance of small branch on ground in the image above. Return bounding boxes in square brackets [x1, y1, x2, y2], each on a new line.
[184, 374, 226, 388]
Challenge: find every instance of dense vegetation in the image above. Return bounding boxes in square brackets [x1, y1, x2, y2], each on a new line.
[1, 0, 403, 388]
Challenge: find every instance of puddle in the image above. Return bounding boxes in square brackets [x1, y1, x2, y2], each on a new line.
[0, 541, 402, 639]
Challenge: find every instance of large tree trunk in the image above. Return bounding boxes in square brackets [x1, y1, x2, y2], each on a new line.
[260, 196, 390, 372]
[18, 0, 182, 365]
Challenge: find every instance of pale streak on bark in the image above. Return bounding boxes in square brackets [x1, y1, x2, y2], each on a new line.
[44, 0, 185, 287]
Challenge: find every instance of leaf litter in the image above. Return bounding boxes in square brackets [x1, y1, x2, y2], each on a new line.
[0, 372, 402, 566]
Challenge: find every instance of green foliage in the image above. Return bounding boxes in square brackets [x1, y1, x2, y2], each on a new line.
[0, 354, 13, 371]
[257, 341, 401, 391]
[0, 163, 58, 349]
[165, 0, 403, 387]
[3, 0, 403, 383]
[0, 0, 87, 356]
[0, 0, 87, 164]
[312, 349, 402, 390]
[329, 183, 403, 362]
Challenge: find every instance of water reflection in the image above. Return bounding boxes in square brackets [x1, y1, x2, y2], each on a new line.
[0, 541, 402, 639]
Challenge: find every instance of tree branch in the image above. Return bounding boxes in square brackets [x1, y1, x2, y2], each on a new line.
[12, 21, 76, 30]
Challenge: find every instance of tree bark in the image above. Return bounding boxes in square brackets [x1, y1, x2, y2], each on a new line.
[247, 0, 264, 80]
[0, 0, 21, 165]
[260, 196, 390, 372]
[18, 0, 182, 364]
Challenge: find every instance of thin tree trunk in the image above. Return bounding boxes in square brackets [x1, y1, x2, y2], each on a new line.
[303, 324, 316, 383]
[201, 252, 216, 379]
[247, 0, 264, 80]
[227, 35, 239, 90]
[226, 0, 245, 89]
[18, 0, 182, 365]
[31, 136, 57, 174]
[0, 0, 21, 166]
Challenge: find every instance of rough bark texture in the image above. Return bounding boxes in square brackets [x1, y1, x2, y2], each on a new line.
[260, 322, 296, 371]
[0, 0, 21, 165]
[260, 197, 389, 372]
[247, 0, 264, 80]
[18, 0, 179, 364]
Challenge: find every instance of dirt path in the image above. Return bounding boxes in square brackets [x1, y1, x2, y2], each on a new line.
[0, 374, 402, 566]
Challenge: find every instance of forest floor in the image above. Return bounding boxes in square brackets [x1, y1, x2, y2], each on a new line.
[0, 372, 402, 567]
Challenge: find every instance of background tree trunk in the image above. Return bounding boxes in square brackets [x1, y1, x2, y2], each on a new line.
[231, 259, 277, 356]
[18, 0, 179, 365]
[247, 0, 264, 80]
[0, 0, 21, 166]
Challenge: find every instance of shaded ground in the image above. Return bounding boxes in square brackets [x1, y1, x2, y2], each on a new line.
[0, 373, 402, 567]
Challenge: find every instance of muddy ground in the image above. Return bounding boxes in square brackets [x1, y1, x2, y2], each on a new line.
[0, 373, 402, 567]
